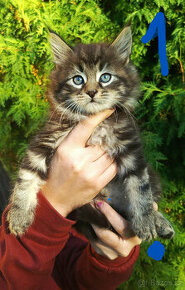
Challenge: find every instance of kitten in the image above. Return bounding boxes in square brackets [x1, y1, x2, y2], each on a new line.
[7, 25, 175, 242]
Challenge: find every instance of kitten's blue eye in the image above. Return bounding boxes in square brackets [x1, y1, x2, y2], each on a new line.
[99, 73, 111, 83]
[73, 75, 84, 85]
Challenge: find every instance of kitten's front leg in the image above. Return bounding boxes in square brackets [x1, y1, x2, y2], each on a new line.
[7, 167, 45, 235]
[6, 146, 51, 235]
[7, 126, 69, 235]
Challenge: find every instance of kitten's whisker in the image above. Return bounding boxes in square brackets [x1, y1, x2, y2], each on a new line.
[48, 103, 63, 123]
[116, 100, 137, 130]
[117, 97, 137, 122]
[76, 104, 83, 123]
[49, 99, 73, 123]
[76, 105, 81, 123]
[122, 105, 137, 130]
[69, 103, 78, 126]
[56, 100, 73, 125]
[113, 109, 118, 124]
[59, 101, 75, 124]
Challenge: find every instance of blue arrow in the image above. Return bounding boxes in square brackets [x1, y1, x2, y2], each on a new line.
[141, 12, 168, 76]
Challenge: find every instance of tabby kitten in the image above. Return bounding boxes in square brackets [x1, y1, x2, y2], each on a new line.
[7, 26, 175, 242]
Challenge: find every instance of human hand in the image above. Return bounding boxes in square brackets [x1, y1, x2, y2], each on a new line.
[41, 109, 118, 217]
[89, 201, 158, 260]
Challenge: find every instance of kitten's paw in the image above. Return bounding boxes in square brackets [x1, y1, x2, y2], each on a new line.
[155, 212, 175, 239]
[131, 214, 157, 241]
[7, 206, 34, 236]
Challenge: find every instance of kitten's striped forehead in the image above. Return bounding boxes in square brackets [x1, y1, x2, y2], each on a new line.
[72, 43, 116, 73]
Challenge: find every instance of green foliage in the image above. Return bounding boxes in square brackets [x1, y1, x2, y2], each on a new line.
[0, 0, 184, 289]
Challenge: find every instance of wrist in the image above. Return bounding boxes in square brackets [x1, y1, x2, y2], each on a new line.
[41, 186, 71, 218]
[50, 202, 70, 218]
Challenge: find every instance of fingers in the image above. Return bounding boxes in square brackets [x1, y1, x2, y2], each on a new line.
[91, 223, 141, 258]
[93, 201, 127, 237]
[93, 151, 114, 167]
[91, 224, 123, 255]
[90, 152, 115, 173]
[90, 234, 119, 260]
[62, 109, 115, 148]
[153, 201, 158, 211]
[90, 201, 142, 258]
[91, 201, 141, 247]
[96, 162, 118, 189]
[90, 200, 159, 259]
[93, 200, 158, 236]
[84, 145, 106, 162]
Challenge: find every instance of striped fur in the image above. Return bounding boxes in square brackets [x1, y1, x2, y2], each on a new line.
[7, 26, 174, 241]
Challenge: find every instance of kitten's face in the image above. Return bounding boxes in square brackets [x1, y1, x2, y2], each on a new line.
[48, 27, 139, 118]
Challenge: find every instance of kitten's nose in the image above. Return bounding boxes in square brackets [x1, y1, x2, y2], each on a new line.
[87, 89, 97, 99]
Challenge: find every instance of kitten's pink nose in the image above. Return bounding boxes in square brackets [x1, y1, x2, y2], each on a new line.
[87, 89, 97, 99]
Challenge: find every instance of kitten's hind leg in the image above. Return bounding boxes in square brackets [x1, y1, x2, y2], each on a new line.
[7, 169, 45, 236]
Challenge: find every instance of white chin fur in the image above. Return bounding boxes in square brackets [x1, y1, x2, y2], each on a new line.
[84, 102, 112, 114]
[57, 101, 113, 119]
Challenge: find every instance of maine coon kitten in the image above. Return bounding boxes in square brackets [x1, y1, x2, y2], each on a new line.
[7, 26, 175, 242]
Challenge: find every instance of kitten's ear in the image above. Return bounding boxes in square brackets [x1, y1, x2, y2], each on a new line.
[110, 26, 132, 63]
[49, 30, 73, 65]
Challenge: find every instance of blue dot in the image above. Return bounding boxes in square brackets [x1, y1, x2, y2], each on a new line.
[147, 241, 165, 261]
[108, 197, 111, 201]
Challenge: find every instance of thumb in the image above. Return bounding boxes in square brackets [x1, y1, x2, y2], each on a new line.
[61, 108, 115, 148]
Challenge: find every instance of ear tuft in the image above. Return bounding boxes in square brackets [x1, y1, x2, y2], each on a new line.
[111, 26, 132, 62]
[49, 31, 73, 65]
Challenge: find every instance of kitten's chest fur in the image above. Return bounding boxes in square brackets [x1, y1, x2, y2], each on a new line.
[52, 119, 120, 153]
[87, 122, 118, 154]
[86, 117, 133, 158]
[55, 116, 130, 157]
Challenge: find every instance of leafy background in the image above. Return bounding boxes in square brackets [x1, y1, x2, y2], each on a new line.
[0, 0, 184, 289]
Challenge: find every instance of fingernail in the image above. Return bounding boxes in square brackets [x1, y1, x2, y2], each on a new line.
[106, 108, 115, 115]
[110, 108, 115, 113]
[95, 201, 103, 208]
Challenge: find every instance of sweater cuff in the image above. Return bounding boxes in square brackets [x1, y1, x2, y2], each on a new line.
[29, 190, 76, 236]
[88, 243, 140, 270]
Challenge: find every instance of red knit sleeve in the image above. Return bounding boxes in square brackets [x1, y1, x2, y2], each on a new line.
[53, 229, 140, 290]
[0, 191, 140, 290]
[0, 191, 76, 290]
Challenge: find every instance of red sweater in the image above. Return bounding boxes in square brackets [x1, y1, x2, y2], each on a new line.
[0, 191, 140, 290]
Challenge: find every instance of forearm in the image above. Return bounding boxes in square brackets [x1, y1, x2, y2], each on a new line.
[55, 229, 140, 290]
[0, 191, 75, 289]
[76, 243, 140, 290]
[41, 184, 71, 217]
